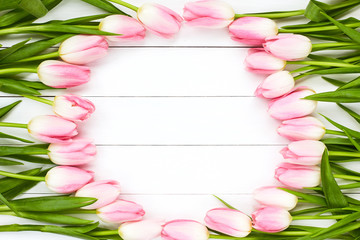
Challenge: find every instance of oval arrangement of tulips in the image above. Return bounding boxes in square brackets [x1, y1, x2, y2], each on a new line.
[0, 0, 360, 239]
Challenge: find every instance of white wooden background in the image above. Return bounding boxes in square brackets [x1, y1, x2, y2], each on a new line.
[0, 0, 360, 239]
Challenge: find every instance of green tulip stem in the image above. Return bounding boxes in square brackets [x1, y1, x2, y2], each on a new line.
[325, 129, 346, 136]
[279, 22, 360, 33]
[345, 55, 360, 63]
[60, 209, 97, 214]
[287, 61, 359, 68]
[209, 230, 310, 239]
[89, 230, 119, 236]
[0, 67, 37, 75]
[0, 122, 28, 129]
[235, 9, 305, 19]
[0, 224, 43, 232]
[23, 95, 53, 105]
[329, 151, 360, 158]
[312, 42, 359, 51]
[291, 66, 320, 74]
[292, 215, 348, 220]
[334, 174, 360, 182]
[0, 170, 45, 181]
[108, 0, 139, 11]
[18, 51, 60, 63]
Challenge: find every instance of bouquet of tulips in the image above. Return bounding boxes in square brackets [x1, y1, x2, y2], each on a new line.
[0, 0, 360, 239]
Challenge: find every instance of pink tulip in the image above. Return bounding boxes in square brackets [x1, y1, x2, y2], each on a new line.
[252, 206, 292, 233]
[48, 138, 96, 165]
[53, 94, 95, 122]
[204, 208, 252, 237]
[118, 219, 164, 240]
[244, 48, 286, 74]
[137, 3, 183, 38]
[183, 0, 235, 28]
[255, 71, 295, 99]
[59, 35, 108, 65]
[253, 186, 298, 210]
[99, 15, 146, 41]
[37, 60, 90, 88]
[268, 87, 317, 120]
[281, 140, 326, 165]
[75, 180, 120, 209]
[229, 17, 278, 45]
[27, 115, 78, 143]
[275, 163, 321, 188]
[161, 219, 209, 240]
[278, 116, 326, 141]
[264, 34, 312, 61]
[45, 166, 94, 194]
[97, 199, 145, 223]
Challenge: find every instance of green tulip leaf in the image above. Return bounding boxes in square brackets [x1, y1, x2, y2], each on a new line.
[67, 222, 99, 233]
[0, 0, 62, 28]
[2, 196, 97, 212]
[0, 132, 33, 143]
[2, 169, 49, 200]
[0, 78, 41, 95]
[320, 11, 360, 44]
[0, 0, 20, 11]
[321, 114, 360, 139]
[305, 89, 360, 103]
[0, 158, 23, 166]
[331, 163, 360, 177]
[213, 195, 237, 210]
[337, 103, 360, 124]
[18, 211, 94, 225]
[321, 149, 348, 208]
[0, 168, 42, 194]
[0, 100, 21, 119]
[18, 0, 48, 18]
[6, 154, 53, 164]
[81, 0, 129, 15]
[0, 146, 49, 156]
[0, 192, 21, 217]
[0, 38, 31, 62]
[0, 34, 71, 64]
[322, 77, 346, 87]
[338, 76, 360, 90]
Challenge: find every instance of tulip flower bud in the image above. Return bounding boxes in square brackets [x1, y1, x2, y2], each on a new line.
[264, 34, 312, 61]
[229, 17, 278, 45]
[48, 138, 96, 165]
[255, 71, 295, 99]
[253, 186, 298, 210]
[59, 35, 108, 65]
[281, 140, 326, 165]
[161, 219, 209, 240]
[97, 199, 145, 223]
[118, 219, 164, 240]
[28, 115, 78, 143]
[268, 87, 317, 120]
[45, 166, 94, 194]
[252, 206, 292, 233]
[75, 180, 120, 209]
[278, 116, 326, 141]
[204, 208, 252, 237]
[37, 60, 91, 88]
[183, 0, 235, 28]
[137, 3, 183, 38]
[99, 15, 146, 41]
[244, 48, 286, 74]
[275, 163, 321, 189]
[53, 94, 95, 122]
